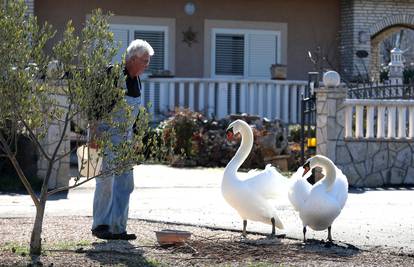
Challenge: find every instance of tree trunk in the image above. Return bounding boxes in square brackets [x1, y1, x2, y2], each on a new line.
[30, 202, 46, 257]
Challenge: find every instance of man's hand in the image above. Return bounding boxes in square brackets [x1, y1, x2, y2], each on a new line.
[89, 140, 100, 149]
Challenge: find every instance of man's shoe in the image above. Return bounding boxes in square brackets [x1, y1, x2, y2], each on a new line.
[112, 232, 137, 240]
[92, 225, 113, 240]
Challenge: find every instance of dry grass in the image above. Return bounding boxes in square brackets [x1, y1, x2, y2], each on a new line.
[1, 217, 413, 266]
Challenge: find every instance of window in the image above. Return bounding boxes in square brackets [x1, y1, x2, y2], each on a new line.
[134, 30, 165, 73]
[109, 24, 168, 74]
[215, 34, 244, 76]
[212, 29, 280, 78]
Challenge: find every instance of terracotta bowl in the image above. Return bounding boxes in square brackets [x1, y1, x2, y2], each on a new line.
[155, 229, 192, 246]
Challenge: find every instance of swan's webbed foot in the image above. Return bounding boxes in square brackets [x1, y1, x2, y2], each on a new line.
[303, 226, 307, 243]
[268, 217, 276, 239]
[327, 226, 333, 243]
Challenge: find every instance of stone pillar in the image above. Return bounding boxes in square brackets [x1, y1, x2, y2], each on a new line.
[315, 72, 347, 163]
[37, 92, 71, 189]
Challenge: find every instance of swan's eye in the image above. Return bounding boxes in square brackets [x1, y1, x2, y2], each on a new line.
[226, 130, 234, 140]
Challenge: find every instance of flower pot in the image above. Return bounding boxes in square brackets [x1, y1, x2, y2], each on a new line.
[155, 229, 192, 246]
[270, 64, 287, 80]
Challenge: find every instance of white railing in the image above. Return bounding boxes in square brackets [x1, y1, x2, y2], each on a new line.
[141, 78, 307, 124]
[344, 99, 414, 139]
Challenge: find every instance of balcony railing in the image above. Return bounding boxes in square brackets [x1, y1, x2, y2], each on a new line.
[344, 99, 414, 139]
[141, 78, 307, 124]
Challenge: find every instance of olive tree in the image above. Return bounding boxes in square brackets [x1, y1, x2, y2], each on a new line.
[0, 0, 148, 262]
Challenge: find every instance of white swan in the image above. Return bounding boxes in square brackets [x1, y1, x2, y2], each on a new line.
[222, 119, 288, 237]
[288, 155, 348, 242]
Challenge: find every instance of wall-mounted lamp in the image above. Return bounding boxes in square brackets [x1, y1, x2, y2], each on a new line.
[184, 2, 196, 15]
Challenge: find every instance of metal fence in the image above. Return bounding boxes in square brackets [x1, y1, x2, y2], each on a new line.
[348, 81, 414, 99]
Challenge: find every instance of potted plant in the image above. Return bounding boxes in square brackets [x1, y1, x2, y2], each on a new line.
[270, 64, 287, 80]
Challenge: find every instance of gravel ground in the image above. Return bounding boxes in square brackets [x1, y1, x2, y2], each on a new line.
[1, 216, 413, 267]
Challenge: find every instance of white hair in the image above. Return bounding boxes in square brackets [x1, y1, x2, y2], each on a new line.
[125, 39, 154, 62]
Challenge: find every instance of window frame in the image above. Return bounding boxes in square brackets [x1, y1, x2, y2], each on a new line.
[211, 28, 281, 79]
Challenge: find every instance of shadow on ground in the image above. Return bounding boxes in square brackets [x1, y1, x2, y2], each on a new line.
[84, 240, 157, 267]
[149, 234, 363, 266]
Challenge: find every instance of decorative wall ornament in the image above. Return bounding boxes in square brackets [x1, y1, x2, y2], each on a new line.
[182, 26, 198, 47]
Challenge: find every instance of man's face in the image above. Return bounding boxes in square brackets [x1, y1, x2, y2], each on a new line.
[129, 53, 151, 77]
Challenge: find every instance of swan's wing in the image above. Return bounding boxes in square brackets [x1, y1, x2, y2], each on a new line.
[331, 166, 349, 209]
[317, 166, 348, 209]
[244, 164, 289, 199]
[288, 167, 312, 211]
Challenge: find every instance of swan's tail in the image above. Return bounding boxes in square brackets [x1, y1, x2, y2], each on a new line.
[265, 164, 291, 195]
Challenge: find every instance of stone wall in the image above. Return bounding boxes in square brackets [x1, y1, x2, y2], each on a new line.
[337, 140, 414, 187]
[340, 0, 414, 81]
[316, 84, 414, 187]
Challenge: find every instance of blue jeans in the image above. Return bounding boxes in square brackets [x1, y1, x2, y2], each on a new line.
[92, 96, 141, 234]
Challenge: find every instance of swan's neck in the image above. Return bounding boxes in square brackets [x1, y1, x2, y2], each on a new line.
[224, 127, 253, 178]
[319, 158, 337, 190]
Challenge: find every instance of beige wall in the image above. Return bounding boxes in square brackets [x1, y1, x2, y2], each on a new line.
[35, 0, 340, 80]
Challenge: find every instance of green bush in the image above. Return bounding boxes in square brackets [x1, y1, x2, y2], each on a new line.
[160, 109, 203, 159]
[403, 66, 414, 84]
[288, 124, 315, 143]
[144, 110, 299, 170]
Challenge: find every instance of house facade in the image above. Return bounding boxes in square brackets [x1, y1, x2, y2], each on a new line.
[25, 0, 414, 188]
[32, 0, 414, 81]
[34, 0, 342, 80]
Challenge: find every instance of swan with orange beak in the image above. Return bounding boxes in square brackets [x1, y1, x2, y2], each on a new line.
[222, 120, 289, 238]
[288, 155, 348, 242]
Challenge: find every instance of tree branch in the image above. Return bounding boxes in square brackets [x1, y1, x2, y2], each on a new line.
[18, 118, 51, 161]
[52, 145, 77, 163]
[46, 162, 138, 196]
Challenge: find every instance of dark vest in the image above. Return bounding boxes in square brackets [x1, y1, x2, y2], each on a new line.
[124, 68, 141, 98]
[91, 65, 141, 120]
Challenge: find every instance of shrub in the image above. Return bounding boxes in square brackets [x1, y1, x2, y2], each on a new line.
[160, 109, 204, 159]
[403, 65, 414, 84]
[379, 64, 389, 83]
[145, 110, 299, 170]
[288, 124, 315, 143]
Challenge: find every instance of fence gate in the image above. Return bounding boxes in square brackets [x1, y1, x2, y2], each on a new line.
[300, 72, 318, 165]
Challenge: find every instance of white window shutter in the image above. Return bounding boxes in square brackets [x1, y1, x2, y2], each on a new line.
[215, 34, 244, 76]
[247, 34, 277, 78]
[109, 27, 129, 64]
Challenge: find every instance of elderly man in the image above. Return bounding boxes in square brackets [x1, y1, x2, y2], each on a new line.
[91, 39, 154, 240]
